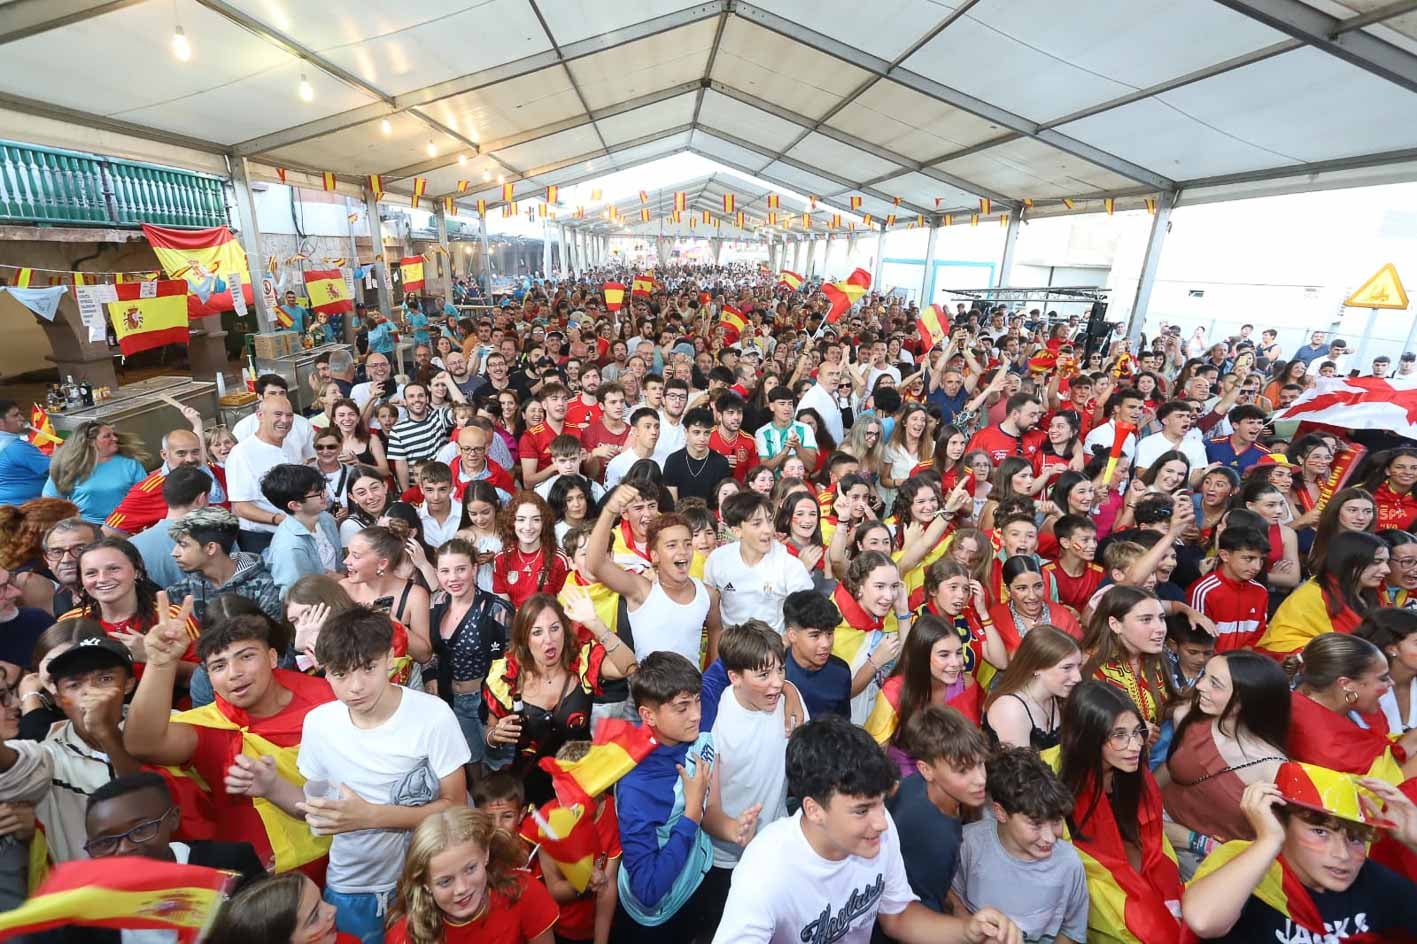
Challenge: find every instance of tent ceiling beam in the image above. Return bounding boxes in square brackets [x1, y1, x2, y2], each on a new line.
[0, 0, 145, 46]
[1333, 0, 1417, 34]
[1211, 0, 1417, 94]
[525, 0, 610, 154]
[0, 88, 227, 154]
[692, 4, 732, 127]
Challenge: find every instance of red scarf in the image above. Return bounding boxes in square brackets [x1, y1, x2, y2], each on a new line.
[1287, 690, 1406, 774]
[783, 539, 826, 572]
[619, 518, 650, 564]
[833, 582, 884, 632]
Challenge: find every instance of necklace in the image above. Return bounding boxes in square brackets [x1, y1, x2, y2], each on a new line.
[684, 452, 711, 478]
[1008, 600, 1043, 635]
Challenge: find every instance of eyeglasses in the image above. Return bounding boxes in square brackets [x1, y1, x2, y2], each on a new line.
[1393, 556, 1417, 569]
[302, 491, 326, 502]
[84, 807, 176, 857]
[460, 445, 487, 455]
[43, 545, 85, 561]
[1106, 725, 1149, 748]
[315, 443, 341, 451]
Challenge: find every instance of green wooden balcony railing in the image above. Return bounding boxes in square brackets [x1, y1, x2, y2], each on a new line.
[0, 139, 228, 229]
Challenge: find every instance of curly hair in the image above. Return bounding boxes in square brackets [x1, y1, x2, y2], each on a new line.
[499, 491, 559, 590]
[0, 497, 79, 570]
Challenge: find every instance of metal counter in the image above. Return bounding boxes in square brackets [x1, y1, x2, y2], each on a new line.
[253, 342, 352, 414]
[47, 376, 219, 471]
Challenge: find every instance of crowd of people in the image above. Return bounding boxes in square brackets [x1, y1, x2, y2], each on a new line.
[3, 262, 1417, 943]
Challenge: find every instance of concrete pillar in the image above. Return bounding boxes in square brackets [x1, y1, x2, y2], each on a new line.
[997, 211, 1021, 288]
[434, 206, 452, 295]
[478, 213, 492, 297]
[919, 224, 940, 307]
[363, 188, 394, 321]
[873, 229, 887, 293]
[229, 157, 275, 332]
[1126, 193, 1175, 343]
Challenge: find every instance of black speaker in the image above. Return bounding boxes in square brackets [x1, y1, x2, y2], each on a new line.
[1083, 301, 1112, 359]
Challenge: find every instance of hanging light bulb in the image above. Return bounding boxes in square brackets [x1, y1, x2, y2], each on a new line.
[426, 139, 437, 158]
[380, 118, 392, 136]
[482, 170, 491, 182]
[497, 174, 505, 184]
[458, 154, 467, 166]
[298, 73, 314, 102]
[171, 24, 191, 62]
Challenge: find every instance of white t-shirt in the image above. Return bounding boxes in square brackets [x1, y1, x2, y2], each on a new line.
[351, 381, 405, 428]
[233, 411, 316, 461]
[799, 383, 843, 444]
[711, 810, 917, 944]
[297, 686, 471, 893]
[1083, 419, 1137, 463]
[418, 500, 463, 548]
[225, 435, 307, 532]
[709, 684, 800, 868]
[703, 541, 813, 636]
[604, 448, 660, 491]
[1134, 428, 1208, 474]
[654, 414, 686, 464]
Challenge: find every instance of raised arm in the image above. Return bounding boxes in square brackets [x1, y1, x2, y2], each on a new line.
[586, 485, 653, 606]
[122, 593, 201, 767]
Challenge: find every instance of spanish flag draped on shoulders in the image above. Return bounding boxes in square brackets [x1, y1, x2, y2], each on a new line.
[1043, 745, 1183, 944]
[863, 672, 982, 745]
[1287, 689, 1407, 784]
[831, 582, 899, 724]
[171, 668, 334, 876]
[1256, 577, 1363, 658]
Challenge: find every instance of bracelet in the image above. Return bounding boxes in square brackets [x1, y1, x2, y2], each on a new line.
[894, 612, 913, 621]
[20, 692, 44, 704]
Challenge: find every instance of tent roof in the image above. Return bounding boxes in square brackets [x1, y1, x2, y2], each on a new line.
[5, 0, 1417, 236]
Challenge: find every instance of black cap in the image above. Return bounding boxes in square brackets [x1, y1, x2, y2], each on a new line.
[47, 636, 133, 681]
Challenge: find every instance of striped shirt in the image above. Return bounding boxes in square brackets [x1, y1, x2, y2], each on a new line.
[386, 410, 450, 462]
[754, 421, 817, 460]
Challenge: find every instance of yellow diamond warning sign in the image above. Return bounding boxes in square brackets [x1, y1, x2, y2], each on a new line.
[1345, 263, 1409, 310]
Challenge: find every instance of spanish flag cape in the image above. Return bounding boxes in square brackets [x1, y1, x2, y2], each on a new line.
[538, 717, 658, 809]
[830, 582, 899, 668]
[1257, 578, 1363, 658]
[1180, 841, 1382, 944]
[0, 856, 234, 941]
[914, 596, 997, 688]
[168, 669, 334, 873]
[1286, 689, 1407, 783]
[1043, 747, 1183, 944]
[863, 673, 983, 745]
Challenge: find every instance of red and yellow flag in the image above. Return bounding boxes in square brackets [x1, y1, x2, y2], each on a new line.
[638, 190, 649, 204]
[862, 213, 873, 226]
[767, 193, 779, 209]
[590, 188, 602, 201]
[603, 282, 626, 312]
[321, 171, 336, 192]
[735, 211, 745, 229]
[477, 199, 487, 217]
[723, 193, 735, 213]
[28, 404, 61, 455]
[1063, 198, 1076, 209]
[823, 267, 871, 324]
[14, 267, 32, 288]
[502, 182, 515, 202]
[275, 167, 287, 184]
[445, 196, 457, 216]
[400, 256, 425, 293]
[886, 214, 896, 227]
[141, 224, 254, 318]
[768, 212, 778, 226]
[1104, 197, 1115, 215]
[720, 304, 746, 342]
[916, 303, 950, 352]
[105, 281, 190, 356]
[702, 210, 712, 224]
[639, 208, 650, 222]
[810, 195, 818, 209]
[674, 191, 686, 212]
[849, 196, 862, 210]
[303, 268, 353, 315]
[520, 802, 603, 894]
[0, 856, 234, 939]
[943, 213, 953, 227]
[540, 718, 657, 809]
[410, 177, 427, 208]
[631, 275, 653, 298]
[979, 197, 991, 215]
[457, 179, 470, 193]
[778, 270, 803, 291]
[368, 174, 383, 198]
[831, 213, 842, 229]
[801, 212, 810, 228]
[1145, 197, 1157, 215]
[546, 185, 558, 203]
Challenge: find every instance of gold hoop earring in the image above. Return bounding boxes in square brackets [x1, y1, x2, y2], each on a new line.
[1344, 688, 1359, 705]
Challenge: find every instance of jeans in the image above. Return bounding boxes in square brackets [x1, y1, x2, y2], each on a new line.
[453, 691, 486, 765]
[324, 886, 395, 944]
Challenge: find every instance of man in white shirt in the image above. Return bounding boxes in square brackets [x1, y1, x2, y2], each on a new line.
[605, 407, 661, 491]
[1135, 400, 1209, 478]
[704, 491, 813, 636]
[1082, 386, 1145, 465]
[225, 396, 305, 554]
[712, 715, 1019, 944]
[654, 377, 689, 463]
[415, 461, 463, 547]
[799, 360, 845, 445]
[232, 373, 315, 460]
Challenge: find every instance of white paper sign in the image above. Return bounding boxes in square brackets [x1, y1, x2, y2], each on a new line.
[262, 277, 277, 309]
[79, 284, 117, 342]
[342, 266, 355, 300]
[138, 280, 157, 299]
[228, 271, 247, 317]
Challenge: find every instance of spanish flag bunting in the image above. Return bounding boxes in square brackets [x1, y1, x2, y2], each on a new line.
[1146, 197, 1157, 215]
[347, 212, 359, 224]
[916, 303, 951, 352]
[849, 221, 856, 231]
[510, 200, 519, 214]
[671, 210, 680, 223]
[520, 802, 602, 894]
[544, 185, 558, 203]
[891, 196, 901, 207]
[862, 213, 872, 226]
[575, 206, 585, 219]
[455, 179, 469, 194]
[502, 182, 515, 202]
[28, 404, 61, 455]
[538, 203, 547, 218]
[445, 197, 457, 216]
[14, 268, 32, 288]
[400, 256, 425, 293]
[689, 217, 696, 229]
[1062, 197, 1075, 209]
[368, 174, 383, 198]
[631, 274, 653, 298]
[886, 214, 896, 227]
[767, 193, 779, 209]
[538, 718, 657, 808]
[831, 213, 842, 229]
[674, 191, 686, 212]
[603, 282, 625, 312]
[943, 214, 953, 226]
[1023, 197, 1034, 208]
[735, 211, 745, 229]
[591, 188, 602, 201]
[713, 216, 720, 227]
[720, 304, 746, 342]
[104, 281, 190, 356]
[72, 272, 88, 286]
[979, 197, 990, 215]
[638, 190, 649, 204]
[723, 193, 735, 213]
[274, 167, 287, 184]
[1104, 197, 1115, 215]
[410, 177, 427, 208]
[477, 199, 487, 217]
[639, 208, 650, 222]
[1000, 213, 1009, 227]
[303, 268, 353, 315]
[822, 267, 871, 323]
[703, 210, 712, 224]
[768, 212, 777, 226]
[971, 213, 979, 226]
[935, 197, 943, 207]
[778, 270, 803, 291]
[916, 215, 924, 227]
[322, 171, 336, 192]
[849, 196, 862, 210]
[0, 856, 235, 938]
[266, 255, 277, 274]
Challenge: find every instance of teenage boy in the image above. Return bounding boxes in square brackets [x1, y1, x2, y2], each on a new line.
[1165, 611, 1215, 693]
[581, 382, 631, 482]
[1186, 525, 1271, 652]
[754, 387, 818, 471]
[1205, 403, 1269, 472]
[605, 407, 662, 490]
[128, 464, 211, 590]
[783, 590, 853, 719]
[264, 462, 344, 593]
[889, 706, 990, 914]
[0, 635, 139, 863]
[654, 377, 690, 463]
[662, 408, 731, 502]
[950, 747, 1089, 944]
[232, 606, 469, 943]
[1041, 515, 1103, 614]
[708, 392, 758, 484]
[521, 382, 572, 487]
[124, 604, 336, 879]
[414, 460, 462, 547]
[535, 433, 605, 501]
[167, 506, 282, 623]
[704, 491, 813, 637]
[712, 714, 1019, 943]
[614, 652, 718, 943]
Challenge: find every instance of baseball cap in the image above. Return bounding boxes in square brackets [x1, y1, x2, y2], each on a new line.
[47, 636, 134, 681]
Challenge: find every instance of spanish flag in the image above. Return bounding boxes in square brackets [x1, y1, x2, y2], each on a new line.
[445, 196, 457, 216]
[801, 212, 811, 228]
[862, 213, 873, 226]
[943, 213, 953, 226]
[502, 182, 515, 202]
[457, 179, 470, 193]
[638, 190, 649, 204]
[674, 191, 686, 212]
[768, 212, 778, 226]
[400, 256, 426, 293]
[0, 857, 234, 939]
[411, 177, 427, 209]
[105, 281, 190, 356]
[979, 197, 991, 215]
[1146, 197, 1157, 215]
[734, 211, 745, 229]
[631, 274, 653, 298]
[538, 718, 657, 809]
[831, 213, 842, 229]
[639, 208, 650, 222]
[849, 196, 862, 210]
[322, 171, 336, 192]
[723, 193, 735, 213]
[865, 675, 983, 745]
[590, 188, 602, 201]
[1103, 422, 1135, 485]
[1000, 213, 1009, 227]
[603, 282, 625, 312]
[822, 267, 871, 323]
[767, 193, 779, 209]
[916, 303, 950, 352]
[546, 185, 558, 203]
[28, 404, 62, 455]
[141, 223, 255, 318]
[1063, 198, 1076, 209]
[1181, 842, 1328, 944]
[368, 174, 383, 198]
[1104, 197, 1115, 215]
[303, 269, 353, 315]
[720, 304, 746, 342]
[275, 167, 287, 184]
[778, 270, 803, 290]
[14, 267, 32, 287]
[886, 214, 896, 227]
[520, 800, 609, 895]
[477, 199, 487, 217]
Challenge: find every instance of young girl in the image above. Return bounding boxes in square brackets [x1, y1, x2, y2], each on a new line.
[204, 425, 237, 499]
[340, 525, 432, 662]
[207, 872, 341, 944]
[547, 474, 594, 543]
[925, 424, 969, 491]
[386, 807, 557, 944]
[331, 398, 390, 480]
[978, 457, 1036, 531]
[745, 465, 776, 496]
[492, 492, 571, 607]
[455, 481, 503, 593]
[341, 465, 394, 544]
[983, 625, 1082, 751]
[775, 489, 835, 595]
[1081, 585, 1173, 733]
[988, 555, 1083, 651]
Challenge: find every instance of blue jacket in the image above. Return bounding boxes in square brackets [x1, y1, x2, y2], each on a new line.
[266, 512, 343, 593]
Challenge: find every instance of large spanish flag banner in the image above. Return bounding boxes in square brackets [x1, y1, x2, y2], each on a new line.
[916, 303, 950, 351]
[822, 267, 871, 323]
[631, 274, 653, 298]
[0, 856, 233, 939]
[141, 224, 254, 318]
[105, 281, 190, 356]
[603, 282, 625, 312]
[778, 270, 803, 290]
[539, 717, 656, 809]
[303, 268, 353, 315]
[400, 256, 425, 293]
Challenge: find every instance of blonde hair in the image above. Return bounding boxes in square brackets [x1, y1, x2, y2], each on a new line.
[389, 808, 525, 944]
[49, 422, 150, 496]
